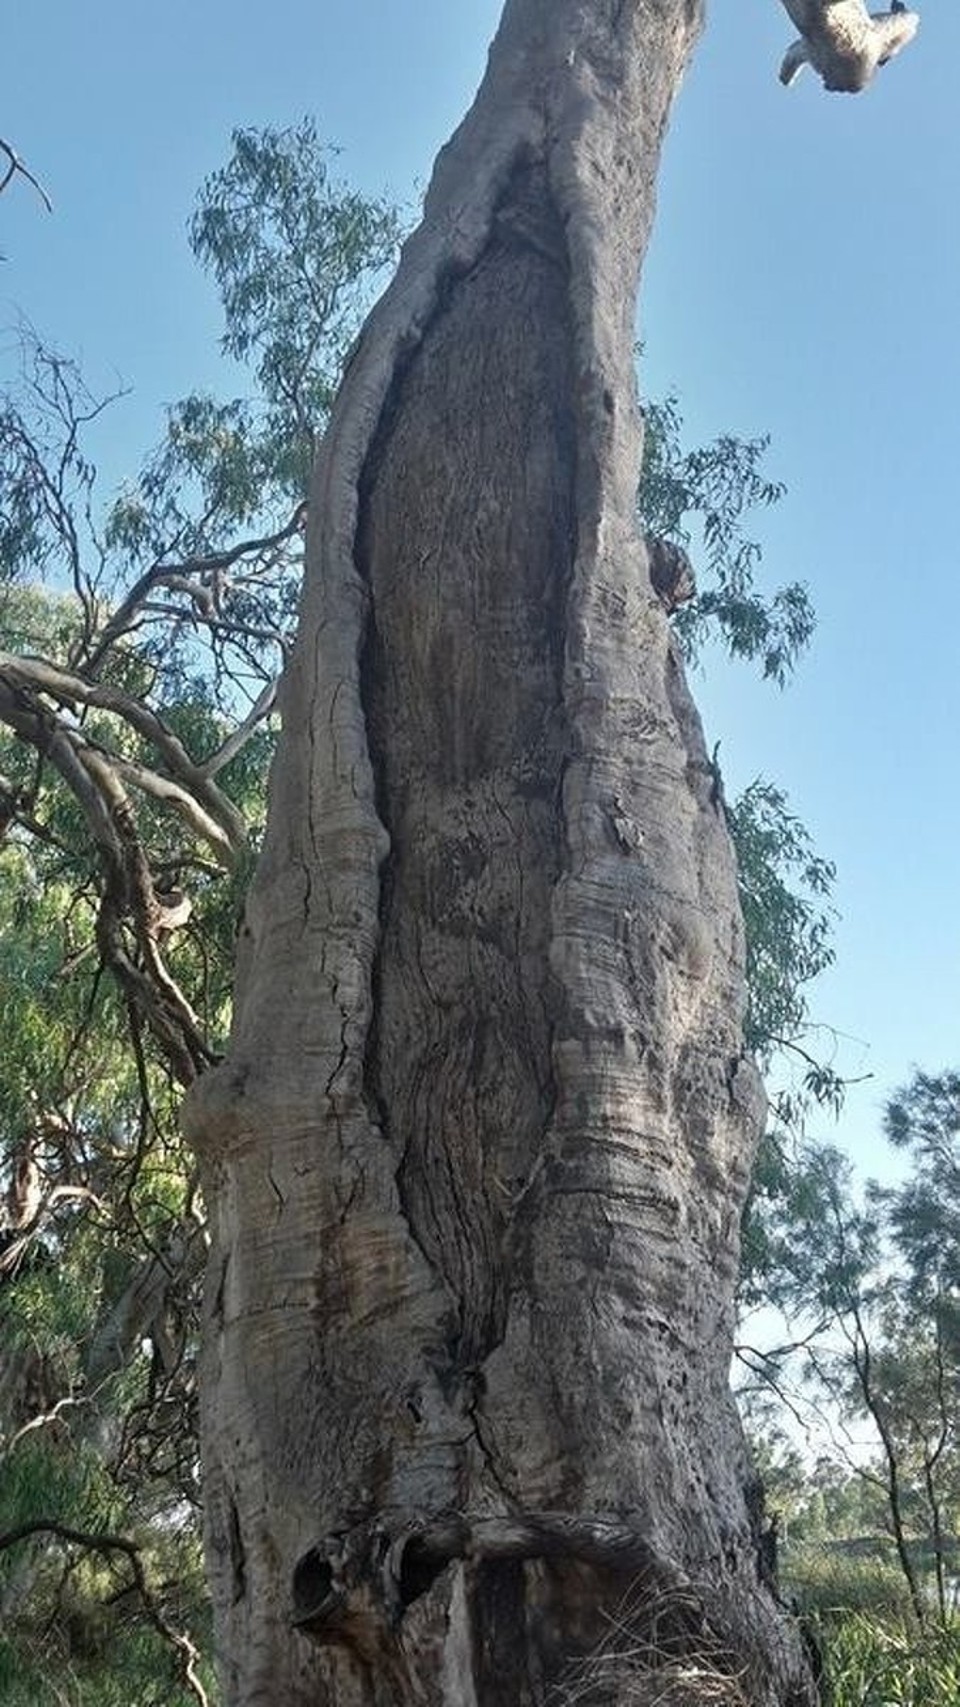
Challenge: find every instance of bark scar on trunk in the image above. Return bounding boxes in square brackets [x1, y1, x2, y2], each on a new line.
[356, 157, 575, 1374]
[292, 1510, 694, 1626]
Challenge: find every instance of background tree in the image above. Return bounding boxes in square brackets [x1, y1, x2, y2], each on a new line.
[638, 393, 813, 688]
[752, 1073, 960, 1634]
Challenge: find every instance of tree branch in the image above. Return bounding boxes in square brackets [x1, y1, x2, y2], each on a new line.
[84, 505, 306, 674]
[0, 1520, 209, 1706]
[0, 679, 215, 1084]
[0, 651, 247, 860]
[777, 1, 919, 94]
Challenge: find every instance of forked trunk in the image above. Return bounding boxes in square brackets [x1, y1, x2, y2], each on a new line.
[184, 2, 816, 1701]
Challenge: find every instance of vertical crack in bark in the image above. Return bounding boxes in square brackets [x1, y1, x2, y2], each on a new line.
[357, 160, 575, 1375]
[228, 1497, 247, 1606]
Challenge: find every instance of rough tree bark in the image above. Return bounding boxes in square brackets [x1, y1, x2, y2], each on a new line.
[184, 3, 816, 1702]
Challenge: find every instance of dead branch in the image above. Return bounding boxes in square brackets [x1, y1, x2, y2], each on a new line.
[0, 138, 52, 212]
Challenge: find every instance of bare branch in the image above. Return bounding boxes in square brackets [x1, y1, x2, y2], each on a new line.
[201, 676, 277, 778]
[777, 1, 919, 93]
[0, 678, 214, 1084]
[0, 651, 247, 860]
[2, 1392, 92, 1455]
[84, 504, 306, 673]
[0, 138, 52, 212]
[86, 1223, 204, 1383]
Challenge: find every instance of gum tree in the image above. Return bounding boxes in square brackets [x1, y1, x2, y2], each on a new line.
[185, 3, 816, 1703]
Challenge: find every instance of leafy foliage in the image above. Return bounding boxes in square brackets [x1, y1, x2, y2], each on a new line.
[189, 118, 401, 499]
[726, 779, 836, 1061]
[639, 394, 815, 685]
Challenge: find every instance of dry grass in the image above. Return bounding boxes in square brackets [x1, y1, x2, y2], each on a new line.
[550, 1583, 750, 1707]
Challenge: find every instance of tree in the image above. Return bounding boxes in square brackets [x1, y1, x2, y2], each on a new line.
[185, 5, 814, 1703]
[0, 104, 834, 1699]
[636, 390, 847, 1317]
[752, 1076, 960, 1632]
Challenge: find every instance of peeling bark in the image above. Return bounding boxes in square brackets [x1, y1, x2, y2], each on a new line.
[184, 2, 816, 1702]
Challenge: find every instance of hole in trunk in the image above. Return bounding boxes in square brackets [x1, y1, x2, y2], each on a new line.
[292, 1547, 335, 1623]
[398, 1535, 447, 1607]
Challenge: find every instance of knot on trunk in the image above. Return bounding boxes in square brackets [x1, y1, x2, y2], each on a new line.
[645, 534, 696, 614]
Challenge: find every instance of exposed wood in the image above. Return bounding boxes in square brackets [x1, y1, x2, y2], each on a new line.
[777, 1, 919, 92]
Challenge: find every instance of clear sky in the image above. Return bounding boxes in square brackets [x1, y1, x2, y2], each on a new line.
[2, 1, 955, 1180]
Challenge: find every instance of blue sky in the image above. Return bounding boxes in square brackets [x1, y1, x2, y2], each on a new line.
[2, 1, 955, 1179]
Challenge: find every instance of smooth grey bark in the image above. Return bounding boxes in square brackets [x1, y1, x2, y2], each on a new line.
[185, 2, 816, 1702]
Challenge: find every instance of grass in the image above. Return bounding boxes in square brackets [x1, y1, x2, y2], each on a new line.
[784, 1543, 960, 1707]
[819, 1613, 960, 1707]
[785, 1542, 916, 1622]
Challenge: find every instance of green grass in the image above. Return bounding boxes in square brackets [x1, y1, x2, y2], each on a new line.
[0, 1625, 218, 1707]
[819, 1613, 960, 1707]
[782, 1544, 960, 1706]
[784, 1542, 916, 1622]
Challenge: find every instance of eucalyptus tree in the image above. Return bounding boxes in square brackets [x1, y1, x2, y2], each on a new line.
[184, 3, 820, 1703]
[0, 19, 852, 1694]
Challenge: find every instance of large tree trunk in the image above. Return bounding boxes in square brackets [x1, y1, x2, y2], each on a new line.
[184, 3, 815, 1702]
